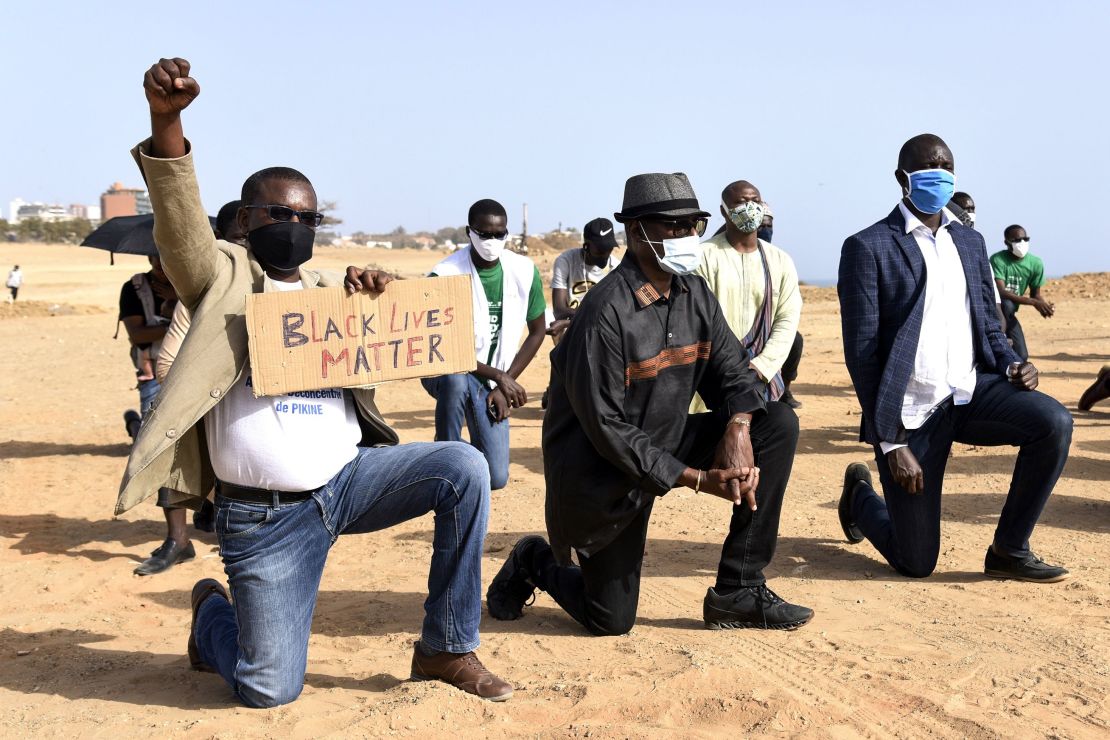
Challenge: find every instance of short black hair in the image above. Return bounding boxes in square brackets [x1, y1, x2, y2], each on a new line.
[897, 133, 949, 171]
[240, 167, 314, 205]
[468, 199, 507, 225]
[215, 199, 243, 238]
[951, 191, 973, 207]
[1004, 224, 1025, 238]
[721, 180, 758, 203]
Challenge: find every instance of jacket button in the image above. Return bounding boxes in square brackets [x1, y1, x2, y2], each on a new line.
[210, 388, 222, 398]
[166, 429, 177, 439]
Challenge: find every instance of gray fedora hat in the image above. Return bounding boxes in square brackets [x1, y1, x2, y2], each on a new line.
[613, 172, 711, 222]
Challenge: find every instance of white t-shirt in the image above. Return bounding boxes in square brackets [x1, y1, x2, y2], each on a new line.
[205, 279, 361, 491]
[550, 248, 618, 311]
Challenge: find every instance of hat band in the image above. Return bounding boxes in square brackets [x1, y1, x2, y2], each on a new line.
[620, 198, 701, 219]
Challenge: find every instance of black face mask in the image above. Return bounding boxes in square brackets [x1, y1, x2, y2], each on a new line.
[248, 222, 315, 271]
[757, 226, 773, 243]
[583, 247, 611, 268]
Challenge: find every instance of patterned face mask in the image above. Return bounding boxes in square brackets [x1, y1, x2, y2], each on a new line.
[724, 200, 765, 233]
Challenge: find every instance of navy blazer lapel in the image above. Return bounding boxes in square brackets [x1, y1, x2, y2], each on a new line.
[887, 208, 925, 282]
[951, 227, 985, 318]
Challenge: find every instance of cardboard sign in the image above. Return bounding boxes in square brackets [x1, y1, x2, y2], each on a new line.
[245, 275, 475, 397]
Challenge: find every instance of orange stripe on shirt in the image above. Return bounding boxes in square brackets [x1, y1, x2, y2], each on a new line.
[625, 341, 711, 386]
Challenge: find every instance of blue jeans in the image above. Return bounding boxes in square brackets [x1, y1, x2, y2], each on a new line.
[138, 377, 161, 417]
[421, 374, 510, 490]
[853, 374, 1073, 578]
[192, 442, 490, 708]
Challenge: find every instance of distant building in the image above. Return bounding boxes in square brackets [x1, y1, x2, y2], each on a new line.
[68, 204, 101, 221]
[8, 198, 69, 224]
[100, 182, 152, 220]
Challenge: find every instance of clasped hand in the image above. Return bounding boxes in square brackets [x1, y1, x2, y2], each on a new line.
[697, 417, 759, 510]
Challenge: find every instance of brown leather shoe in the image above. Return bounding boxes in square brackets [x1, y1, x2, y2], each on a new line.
[188, 578, 230, 672]
[410, 642, 513, 701]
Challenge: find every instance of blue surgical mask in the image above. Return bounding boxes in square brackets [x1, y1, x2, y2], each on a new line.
[640, 223, 702, 276]
[903, 168, 956, 214]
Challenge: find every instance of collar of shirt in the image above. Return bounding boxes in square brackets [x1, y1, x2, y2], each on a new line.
[897, 201, 957, 236]
[617, 252, 689, 308]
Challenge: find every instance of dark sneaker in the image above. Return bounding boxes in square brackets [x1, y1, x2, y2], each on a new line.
[188, 578, 230, 671]
[134, 538, 195, 576]
[984, 548, 1069, 583]
[780, 389, 802, 409]
[486, 535, 544, 620]
[704, 585, 814, 630]
[839, 463, 870, 544]
[410, 642, 513, 701]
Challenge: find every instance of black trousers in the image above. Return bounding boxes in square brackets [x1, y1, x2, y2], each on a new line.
[782, 332, 803, 385]
[1000, 299, 1029, 361]
[526, 402, 799, 636]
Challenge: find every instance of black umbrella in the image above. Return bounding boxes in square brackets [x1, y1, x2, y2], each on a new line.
[81, 214, 218, 259]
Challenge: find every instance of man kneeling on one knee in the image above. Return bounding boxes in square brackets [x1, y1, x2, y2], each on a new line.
[119, 57, 513, 708]
[487, 172, 813, 634]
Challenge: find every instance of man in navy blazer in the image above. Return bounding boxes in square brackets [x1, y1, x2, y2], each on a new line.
[836, 133, 1073, 582]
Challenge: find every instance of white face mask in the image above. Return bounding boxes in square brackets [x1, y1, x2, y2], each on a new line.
[1008, 240, 1030, 259]
[640, 223, 702, 275]
[966, 212, 976, 226]
[469, 229, 506, 261]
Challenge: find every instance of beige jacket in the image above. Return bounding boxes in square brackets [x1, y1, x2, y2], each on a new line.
[114, 140, 398, 515]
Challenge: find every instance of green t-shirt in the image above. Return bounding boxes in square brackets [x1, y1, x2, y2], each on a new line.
[990, 250, 1045, 302]
[431, 262, 546, 366]
[476, 262, 546, 364]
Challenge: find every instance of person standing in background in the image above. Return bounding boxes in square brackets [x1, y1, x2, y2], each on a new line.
[6, 265, 22, 302]
[991, 224, 1053, 361]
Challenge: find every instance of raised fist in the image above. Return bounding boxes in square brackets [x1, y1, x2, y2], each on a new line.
[144, 57, 200, 115]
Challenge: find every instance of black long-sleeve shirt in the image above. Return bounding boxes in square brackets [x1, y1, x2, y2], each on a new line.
[542, 254, 767, 560]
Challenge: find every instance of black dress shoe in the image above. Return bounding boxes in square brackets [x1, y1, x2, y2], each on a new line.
[984, 547, 1069, 583]
[704, 585, 814, 630]
[839, 463, 870, 544]
[486, 535, 545, 620]
[123, 410, 142, 440]
[134, 538, 195, 576]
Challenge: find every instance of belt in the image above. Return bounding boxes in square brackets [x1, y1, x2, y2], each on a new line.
[216, 481, 314, 506]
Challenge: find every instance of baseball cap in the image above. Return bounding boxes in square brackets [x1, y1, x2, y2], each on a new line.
[583, 217, 618, 250]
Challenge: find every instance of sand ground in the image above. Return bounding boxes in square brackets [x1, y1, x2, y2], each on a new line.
[0, 243, 1107, 738]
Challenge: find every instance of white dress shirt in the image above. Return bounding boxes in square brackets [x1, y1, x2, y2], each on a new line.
[880, 203, 977, 454]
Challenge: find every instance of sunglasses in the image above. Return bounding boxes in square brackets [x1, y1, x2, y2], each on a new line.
[245, 204, 325, 228]
[471, 226, 509, 240]
[1009, 236, 1030, 243]
[642, 217, 708, 238]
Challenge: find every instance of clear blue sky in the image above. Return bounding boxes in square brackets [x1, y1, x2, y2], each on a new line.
[2, 1, 1107, 281]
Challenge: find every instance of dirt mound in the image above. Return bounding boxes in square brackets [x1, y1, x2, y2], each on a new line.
[0, 300, 108, 319]
[1045, 272, 1110, 299]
